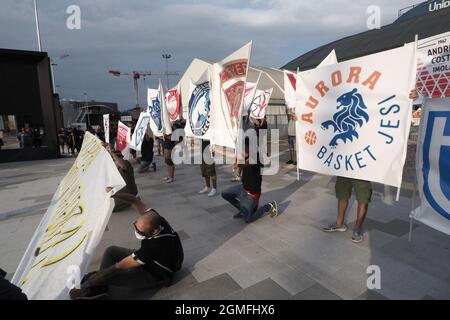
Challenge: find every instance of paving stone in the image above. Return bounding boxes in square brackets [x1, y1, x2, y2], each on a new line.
[355, 290, 389, 300]
[168, 273, 241, 300]
[292, 283, 342, 300]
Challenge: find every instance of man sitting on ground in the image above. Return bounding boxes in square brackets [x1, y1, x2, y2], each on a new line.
[69, 193, 184, 299]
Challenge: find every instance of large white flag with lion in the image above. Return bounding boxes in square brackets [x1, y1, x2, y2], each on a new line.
[295, 44, 417, 187]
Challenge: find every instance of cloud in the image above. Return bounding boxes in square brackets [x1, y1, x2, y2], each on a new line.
[0, 0, 415, 110]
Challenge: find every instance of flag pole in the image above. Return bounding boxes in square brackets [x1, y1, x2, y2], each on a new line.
[296, 67, 300, 181]
[409, 182, 417, 242]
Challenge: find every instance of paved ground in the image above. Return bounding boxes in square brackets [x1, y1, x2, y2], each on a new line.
[0, 141, 449, 300]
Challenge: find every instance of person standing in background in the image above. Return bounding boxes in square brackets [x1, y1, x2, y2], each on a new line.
[286, 108, 297, 165]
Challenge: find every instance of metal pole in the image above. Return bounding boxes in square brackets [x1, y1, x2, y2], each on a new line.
[166, 58, 169, 88]
[50, 64, 56, 93]
[33, 0, 43, 51]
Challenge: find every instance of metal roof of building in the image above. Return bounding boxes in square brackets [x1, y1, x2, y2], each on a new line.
[282, 6, 450, 71]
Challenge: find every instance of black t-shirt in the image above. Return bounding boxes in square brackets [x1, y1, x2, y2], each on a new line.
[162, 136, 176, 150]
[132, 216, 184, 281]
[242, 163, 262, 194]
[118, 160, 138, 195]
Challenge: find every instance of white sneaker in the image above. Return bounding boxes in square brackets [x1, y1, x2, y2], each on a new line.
[162, 176, 170, 181]
[199, 187, 210, 194]
[166, 177, 174, 184]
[207, 188, 217, 197]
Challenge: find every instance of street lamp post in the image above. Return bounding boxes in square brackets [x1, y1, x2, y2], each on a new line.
[50, 54, 69, 94]
[162, 53, 172, 88]
[33, 0, 43, 51]
[84, 93, 90, 129]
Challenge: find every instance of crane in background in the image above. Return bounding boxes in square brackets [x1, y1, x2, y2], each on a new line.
[108, 70, 179, 109]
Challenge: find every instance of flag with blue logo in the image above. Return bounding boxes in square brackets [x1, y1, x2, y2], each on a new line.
[411, 97, 450, 235]
[185, 70, 212, 140]
[295, 44, 417, 187]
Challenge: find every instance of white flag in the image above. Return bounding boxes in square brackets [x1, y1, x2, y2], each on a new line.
[243, 82, 258, 115]
[295, 44, 416, 187]
[411, 97, 450, 235]
[103, 114, 110, 143]
[11, 132, 126, 299]
[166, 84, 182, 122]
[210, 42, 252, 148]
[129, 111, 151, 151]
[249, 88, 273, 119]
[159, 80, 173, 135]
[284, 50, 338, 109]
[148, 88, 164, 137]
[185, 70, 212, 140]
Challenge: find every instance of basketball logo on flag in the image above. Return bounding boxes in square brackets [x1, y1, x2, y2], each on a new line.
[321, 88, 370, 147]
[166, 89, 181, 121]
[149, 97, 163, 132]
[189, 82, 210, 136]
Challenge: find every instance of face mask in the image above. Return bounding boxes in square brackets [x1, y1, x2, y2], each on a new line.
[134, 230, 147, 240]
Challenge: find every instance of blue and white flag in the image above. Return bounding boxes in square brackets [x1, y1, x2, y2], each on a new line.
[295, 44, 417, 187]
[411, 97, 450, 235]
[185, 70, 212, 140]
[129, 111, 151, 151]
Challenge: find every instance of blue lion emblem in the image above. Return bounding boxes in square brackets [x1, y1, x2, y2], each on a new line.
[149, 97, 162, 131]
[321, 88, 369, 147]
[189, 82, 210, 136]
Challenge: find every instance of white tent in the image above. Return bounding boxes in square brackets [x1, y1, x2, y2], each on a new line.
[177, 58, 287, 120]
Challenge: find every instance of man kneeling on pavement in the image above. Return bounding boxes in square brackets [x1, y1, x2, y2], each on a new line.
[70, 193, 184, 299]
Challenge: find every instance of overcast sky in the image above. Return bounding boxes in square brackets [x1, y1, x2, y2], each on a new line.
[0, 0, 416, 110]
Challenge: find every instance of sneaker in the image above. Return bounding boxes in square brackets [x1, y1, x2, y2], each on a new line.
[198, 186, 210, 194]
[152, 163, 156, 172]
[166, 177, 174, 184]
[208, 188, 217, 197]
[322, 223, 348, 232]
[286, 160, 293, 164]
[162, 176, 170, 181]
[233, 212, 243, 219]
[268, 201, 279, 218]
[351, 230, 364, 243]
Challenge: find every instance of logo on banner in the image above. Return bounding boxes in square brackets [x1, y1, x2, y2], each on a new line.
[166, 89, 181, 121]
[220, 59, 247, 118]
[422, 111, 450, 220]
[134, 114, 150, 147]
[149, 97, 162, 132]
[189, 82, 210, 136]
[250, 92, 269, 119]
[321, 88, 370, 147]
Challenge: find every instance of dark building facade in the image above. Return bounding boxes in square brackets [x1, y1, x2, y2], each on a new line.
[283, 6, 450, 71]
[0, 49, 61, 162]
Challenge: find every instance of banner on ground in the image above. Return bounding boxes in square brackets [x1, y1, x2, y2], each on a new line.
[103, 114, 110, 143]
[185, 70, 212, 140]
[129, 111, 151, 151]
[411, 97, 450, 235]
[11, 132, 126, 299]
[295, 44, 417, 187]
[116, 121, 130, 152]
[210, 42, 252, 148]
[416, 32, 450, 98]
[284, 49, 338, 109]
[166, 85, 182, 122]
[249, 88, 273, 119]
